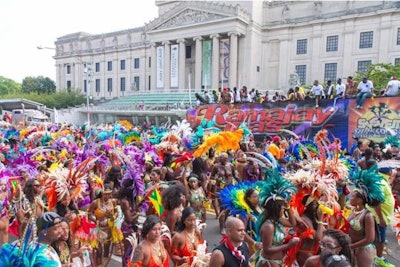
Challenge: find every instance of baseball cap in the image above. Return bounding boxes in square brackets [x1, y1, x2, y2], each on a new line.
[36, 212, 62, 231]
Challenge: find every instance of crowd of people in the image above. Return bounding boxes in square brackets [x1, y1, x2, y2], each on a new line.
[0, 111, 398, 267]
[195, 76, 400, 111]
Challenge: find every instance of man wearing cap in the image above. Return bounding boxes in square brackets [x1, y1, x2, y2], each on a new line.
[356, 77, 374, 109]
[382, 76, 399, 96]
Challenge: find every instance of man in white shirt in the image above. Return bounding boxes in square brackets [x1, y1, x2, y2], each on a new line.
[310, 80, 324, 108]
[356, 77, 374, 109]
[382, 76, 399, 96]
[330, 78, 346, 111]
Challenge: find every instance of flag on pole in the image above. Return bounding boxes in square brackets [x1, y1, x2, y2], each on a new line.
[146, 187, 164, 216]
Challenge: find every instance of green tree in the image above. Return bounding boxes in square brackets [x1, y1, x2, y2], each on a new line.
[354, 63, 400, 93]
[21, 76, 56, 94]
[0, 76, 21, 95]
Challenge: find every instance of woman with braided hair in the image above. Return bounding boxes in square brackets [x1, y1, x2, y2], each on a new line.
[254, 197, 299, 267]
[304, 229, 353, 267]
[251, 168, 299, 267]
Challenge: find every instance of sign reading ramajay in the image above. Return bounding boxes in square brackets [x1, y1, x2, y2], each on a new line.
[186, 97, 400, 150]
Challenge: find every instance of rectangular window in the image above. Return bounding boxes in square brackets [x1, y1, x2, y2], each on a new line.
[134, 58, 140, 69]
[95, 63, 100, 72]
[395, 58, 400, 66]
[120, 77, 126, 91]
[107, 61, 112, 71]
[133, 76, 140, 90]
[186, 45, 192, 59]
[357, 60, 372, 73]
[296, 39, 307, 54]
[66, 65, 71, 74]
[324, 63, 338, 82]
[359, 31, 373, 48]
[149, 57, 151, 68]
[66, 80, 71, 89]
[295, 65, 307, 85]
[326, 35, 338, 52]
[95, 79, 100, 92]
[120, 60, 125, 70]
[397, 28, 400, 45]
[107, 78, 112, 92]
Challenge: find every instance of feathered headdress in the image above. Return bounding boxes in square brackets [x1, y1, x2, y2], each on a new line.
[219, 181, 258, 218]
[351, 163, 385, 206]
[193, 129, 244, 158]
[256, 168, 297, 206]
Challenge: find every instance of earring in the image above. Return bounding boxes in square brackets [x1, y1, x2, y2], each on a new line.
[356, 204, 360, 210]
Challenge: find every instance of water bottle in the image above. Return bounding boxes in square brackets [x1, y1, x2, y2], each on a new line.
[82, 250, 91, 267]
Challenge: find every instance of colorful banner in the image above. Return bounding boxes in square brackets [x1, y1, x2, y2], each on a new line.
[186, 98, 349, 149]
[170, 44, 179, 88]
[202, 40, 212, 89]
[156, 46, 164, 88]
[186, 96, 400, 151]
[348, 97, 400, 143]
[219, 38, 230, 87]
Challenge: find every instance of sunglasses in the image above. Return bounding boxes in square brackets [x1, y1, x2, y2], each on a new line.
[34, 184, 41, 187]
[319, 241, 340, 250]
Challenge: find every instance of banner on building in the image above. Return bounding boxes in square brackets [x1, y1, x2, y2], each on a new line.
[202, 40, 212, 89]
[156, 46, 164, 88]
[219, 38, 230, 88]
[170, 44, 179, 88]
[186, 98, 350, 149]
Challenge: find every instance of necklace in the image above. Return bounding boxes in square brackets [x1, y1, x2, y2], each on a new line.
[353, 208, 366, 216]
[151, 241, 162, 257]
[185, 230, 196, 244]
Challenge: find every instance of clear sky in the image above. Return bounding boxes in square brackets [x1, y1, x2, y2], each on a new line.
[0, 0, 159, 83]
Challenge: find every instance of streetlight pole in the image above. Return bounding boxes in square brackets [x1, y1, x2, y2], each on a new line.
[84, 63, 92, 125]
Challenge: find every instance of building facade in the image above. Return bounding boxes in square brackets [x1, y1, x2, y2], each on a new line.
[54, 0, 400, 101]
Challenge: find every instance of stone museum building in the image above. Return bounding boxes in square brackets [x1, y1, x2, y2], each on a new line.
[53, 0, 400, 101]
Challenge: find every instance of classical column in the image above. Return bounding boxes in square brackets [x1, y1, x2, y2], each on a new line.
[193, 36, 203, 90]
[228, 32, 239, 89]
[163, 41, 171, 90]
[210, 34, 220, 89]
[150, 43, 157, 91]
[177, 39, 186, 89]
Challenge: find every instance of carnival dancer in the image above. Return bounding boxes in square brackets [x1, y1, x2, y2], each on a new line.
[170, 206, 206, 266]
[304, 229, 352, 267]
[252, 169, 299, 267]
[210, 152, 237, 231]
[119, 179, 140, 267]
[17, 179, 45, 238]
[88, 184, 123, 266]
[0, 181, 9, 245]
[129, 215, 171, 267]
[187, 174, 207, 222]
[161, 183, 188, 235]
[295, 195, 325, 266]
[348, 163, 385, 267]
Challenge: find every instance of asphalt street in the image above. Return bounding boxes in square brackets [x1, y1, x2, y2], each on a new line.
[107, 210, 400, 266]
